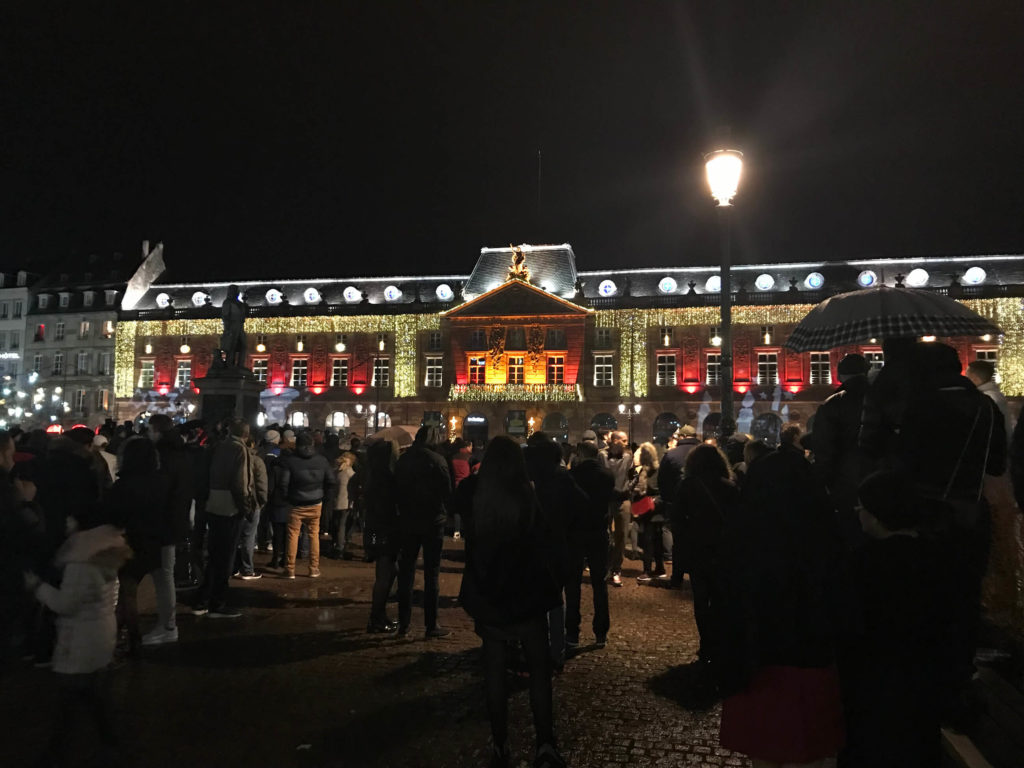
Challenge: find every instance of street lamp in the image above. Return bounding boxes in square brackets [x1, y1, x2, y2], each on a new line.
[618, 401, 642, 446]
[705, 148, 743, 439]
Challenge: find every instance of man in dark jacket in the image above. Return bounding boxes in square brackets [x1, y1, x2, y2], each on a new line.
[808, 354, 871, 549]
[567, 441, 614, 648]
[142, 415, 194, 644]
[280, 431, 337, 579]
[657, 425, 701, 587]
[394, 426, 452, 638]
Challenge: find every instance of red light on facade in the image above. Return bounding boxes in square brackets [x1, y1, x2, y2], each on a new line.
[158, 384, 170, 396]
[45, 424, 63, 434]
[72, 423, 87, 430]
[351, 385, 366, 395]
[683, 384, 699, 394]
[735, 384, 749, 394]
[271, 383, 284, 396]
[310, 385, 324, 395]
[787, 384, 802, 394]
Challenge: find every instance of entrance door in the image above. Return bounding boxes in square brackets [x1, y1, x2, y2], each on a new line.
[462, 412, 489, 449]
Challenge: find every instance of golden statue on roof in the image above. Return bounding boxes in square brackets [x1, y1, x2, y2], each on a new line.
[507, 245, 532, 283]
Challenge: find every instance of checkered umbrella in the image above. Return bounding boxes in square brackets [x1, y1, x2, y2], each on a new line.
[783, 286, 1001, 352]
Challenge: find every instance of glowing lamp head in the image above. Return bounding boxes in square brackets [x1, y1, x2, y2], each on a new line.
[618, 403, 626, 414]
[735, 384, 749, 394]
[310, 385, 324, 395]
[788, 384, 802, 394]
[857, 270, 878, 288]
[705, 275, 721, 293]
[435, 283, 454, 302]
[633, 403, 641, 414]
[963, 266, 986, 285]
[754, 273, 775, 291]
[658, 276, 677, 294]
[155, 292, 171, 309]
[256, 342, 266, 353]
[684, 384, 699, 394]
[905, 268, 929, 288]
[705, 149, 744, 206]
[272, 384, 284, 396]
[334, 342, 344, 352]
[711, 335, 722, 347]
[179, 343, 190, 354]
[158, 384, 169, 396]
[191, 291, 208, 307]
[351, 385, 366, 396]
[144, 343, 153, 354]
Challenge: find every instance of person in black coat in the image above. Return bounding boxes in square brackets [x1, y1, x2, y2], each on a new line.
[364, 438, 401, 632]
[280, 432, 338, 579]
[567, 441, 614, 648]
[657, 426, 701, 587]
[394, 426, 452, 638]
[458, 435, 564, 768]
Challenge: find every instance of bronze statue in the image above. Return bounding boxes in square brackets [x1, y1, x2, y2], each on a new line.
[220, 284, 247, 367]
[507, 245, 532, 283]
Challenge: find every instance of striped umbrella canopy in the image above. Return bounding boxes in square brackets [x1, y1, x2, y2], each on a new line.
[783, 286, 1001, 352]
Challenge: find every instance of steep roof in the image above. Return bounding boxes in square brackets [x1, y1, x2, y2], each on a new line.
[444, 278, 590, 319]
[463, 244, 578, 299]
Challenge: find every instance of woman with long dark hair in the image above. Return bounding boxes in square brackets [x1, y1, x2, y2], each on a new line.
[458, 436, 566, 768]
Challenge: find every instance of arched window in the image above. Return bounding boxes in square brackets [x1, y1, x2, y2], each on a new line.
[652, 412, 681, 445]
[367, 411, 392, 432]
[751, 412, 783, 447]
[327, 411, 350, 429]
[289, 411, 308, 428]
[701, 412, 722, 442]
[541, 412, 569, 443]
[589, 412, 618, 433]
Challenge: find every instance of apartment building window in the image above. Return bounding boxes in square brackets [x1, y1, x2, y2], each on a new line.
[59, 293, 70, 308]
[176, 360, 192, 389]
[809, 352, 832, 385]
[596, 327, 613, 348]
[53, 352, 64, 376]
[593, 354, 613, 387]
[706, 353, 721, 385]
[865, 351, 884, 372]
[77, 351, 90, 375]
[507, 356, 524, 385]
[9, 331, 19, 350]
[428, 331, 442, 352]
[545, 329, 567, 349]
[98, 352, 111, 376]
[34, 324, 45, 342]
[102, 320, 114, 339]
[74, 389, 86, 411]
[757, 353, 779, 385]
[0, 302, 7, 319]
[656, 354, 677, 386]
[372, 358, 390, 388]
[470, 329, 486, 349]
[331, 358, 349, 387]
[546, 356, 565, 385]
[468, 356, 486, 385]
[424, 357, 443, 387]
[55, 321, 65, 341]
[0, 332, 6, 350]
[660, 327, 674, 347]
[38, 295, 50, 309]
[13, 300, 22, 318]
[83, 292, 94, 308]
[105, 291, 117, 306]
[79, 320, 91, 339]
[96, 389, 111, 411]
[33, 353, 43, 373]
[252, 359, 268, 382]
[139, 360, 155, 389]
[290, 359, 308, 387]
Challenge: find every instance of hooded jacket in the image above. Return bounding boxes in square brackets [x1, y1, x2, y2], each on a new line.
[280, 440, 337, 507]
[34, 524, 130, 674]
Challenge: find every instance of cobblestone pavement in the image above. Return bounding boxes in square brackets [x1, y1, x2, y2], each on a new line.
[3, 539, 751, 768]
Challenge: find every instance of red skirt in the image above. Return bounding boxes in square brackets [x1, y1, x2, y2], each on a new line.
[720, 664, 845, 763]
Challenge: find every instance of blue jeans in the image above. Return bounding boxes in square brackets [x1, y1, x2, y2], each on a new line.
[397, 526, 444, 632]
[237, 509, 261, 576]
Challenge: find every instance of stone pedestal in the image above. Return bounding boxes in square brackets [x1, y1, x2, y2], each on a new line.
[194, 366, 265, 428]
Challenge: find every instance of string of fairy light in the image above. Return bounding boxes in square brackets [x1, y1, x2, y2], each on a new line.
[115, 297, 1024, 402]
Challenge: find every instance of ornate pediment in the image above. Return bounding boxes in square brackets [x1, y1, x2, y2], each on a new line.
[443, 279, 590, 319]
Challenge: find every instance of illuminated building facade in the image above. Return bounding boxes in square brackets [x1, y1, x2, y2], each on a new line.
[116, 245, 1024, 445]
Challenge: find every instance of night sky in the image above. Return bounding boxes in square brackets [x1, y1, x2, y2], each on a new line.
[2, 1, 1022, 282]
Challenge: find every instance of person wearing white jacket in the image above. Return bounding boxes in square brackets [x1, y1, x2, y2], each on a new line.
[24, 510, 130, 767]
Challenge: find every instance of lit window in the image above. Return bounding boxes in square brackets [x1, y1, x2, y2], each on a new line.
[102, 320, 114, 338]
[96, 389, 111, 411]
[656, 354, 676, 386]
[593, 355, 613, 387]
[809, 352, 832, 385]
[331, 358, 349, 387]
[660, 327, 674, 347]
[139, 360, 155, 389]
[289, 411, 308, 428]
[546, 356, 565, 385]
[760, 325, 774, 345]
[79, 320, 91, 339]
[372, 358, 390, 388]
[596, 327, 613, 348]
[706, 353, 721, 385]
[176, 360, 192, 389]
[35, 324, 45, 342]
[252, 359, 268, 382]
[508, 356, 524, 385]
[468, 357, 486, 385]
[757, 353, 779, 385]
[425, 357, 443, 388]
[291, 359, 308, 387]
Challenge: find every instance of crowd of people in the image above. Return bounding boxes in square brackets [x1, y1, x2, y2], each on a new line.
[2, 340, 1023, 768]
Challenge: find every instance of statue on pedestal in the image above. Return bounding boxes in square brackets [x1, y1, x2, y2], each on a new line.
[220, 285, 247, 368]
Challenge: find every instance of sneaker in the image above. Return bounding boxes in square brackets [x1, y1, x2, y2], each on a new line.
[240, 572, 262, 581]
[308, 568, 322, 578]
[207, 608, 242, 619]
[282, 572, 296, 580]
[425, 626, 452, 639]
[141, 626, 178, 646]
[610, 572, 622, 587]
[636, 573, 653, 584]
[452, 531, 461, 541]
[191, 604, 209, 616]
[655, 572, 671, 581]
[594, 635, 607, 648]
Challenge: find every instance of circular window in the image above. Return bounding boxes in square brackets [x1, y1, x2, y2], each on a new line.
[963, 266, 986, 285]
[754, 273, 775, 291]
[265, 288, 283, 305]
[705, 275, 721, 293]
[658, 276, 677, 294]
[303, 287, 322, 304]
[155, 292, 171, 309]
[905, 268, 929, 288]
[804, 272, 825, 290]
[435, 284, 454, 302]
[857, 270, 878, 288]
[191, 291, 209, 307]
[598, 279, 617, 297]
[343, 286, 361, 303]
[384, 285, 402, 302]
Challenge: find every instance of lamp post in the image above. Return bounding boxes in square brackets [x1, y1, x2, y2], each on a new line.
[618, 401, 642, 446]
[705, 148, 743, 440]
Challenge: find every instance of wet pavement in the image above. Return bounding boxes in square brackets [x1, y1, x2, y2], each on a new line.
[3, 540, 750, 768]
